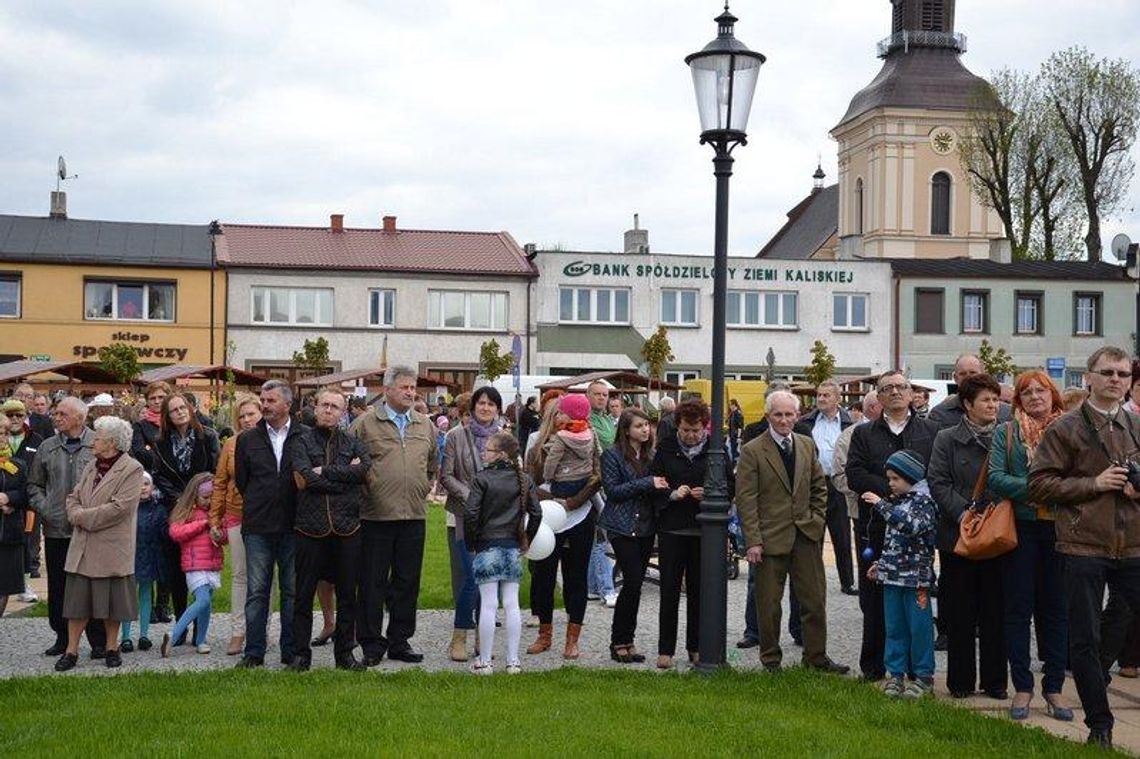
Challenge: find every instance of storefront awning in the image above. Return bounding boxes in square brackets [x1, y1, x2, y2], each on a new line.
[135, 364, 270, 388]
[0, 360, 122, 385]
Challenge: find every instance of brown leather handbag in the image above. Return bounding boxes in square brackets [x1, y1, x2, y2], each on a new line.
[953, 430, 1018, 560]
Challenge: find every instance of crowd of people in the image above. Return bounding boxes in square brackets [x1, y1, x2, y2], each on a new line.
[1, 349, 1138, 748]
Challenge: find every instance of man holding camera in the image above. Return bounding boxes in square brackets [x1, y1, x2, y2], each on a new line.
[1030, 346, 1140, 750]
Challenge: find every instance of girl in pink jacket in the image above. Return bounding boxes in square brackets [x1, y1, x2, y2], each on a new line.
[162, 473, 224, 657]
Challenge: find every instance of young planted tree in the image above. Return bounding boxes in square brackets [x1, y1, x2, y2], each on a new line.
[97, 342, 141, 383]
[292, 337, 331, 375]
[803, 340, 836, 387]
[478, 339, 515, 383]
[978, 339, 1018, 381]
[640, 326, 675, 381]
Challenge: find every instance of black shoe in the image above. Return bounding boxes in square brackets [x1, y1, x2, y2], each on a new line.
[950, 689, 974, 699]
[387, 647, 424, 663]
[808, 657, 850, 675]
[149, 610, 161, 624]
[791, 638, 803, 647]
[137, 637, 153, 651]
[735, 637, 759, 649]
[281, 654, 296, 666]
[89, 646, 106, 660]
[763, 662, 783, 673]
[311, 631, 334, 647]
[234, 656, 264, 669]
[155, 607, 172, 623]
[361, 653, 384, 667]
[28, 569, 41, 579]
[840, 586, 859, 596]
[983, 688, 1009, 701]
[44, 641, 67, 657]
[1087, 729, 1112, 749]
[336, 655, 367, 671]
[286, 657, 311, 672]
[54, 653, 78, 672]
[119, 640, 134, 653]
[105, 650, 122, 668]
[934, 633, 948, 652]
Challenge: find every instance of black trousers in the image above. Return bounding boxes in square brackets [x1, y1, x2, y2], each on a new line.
[44, 537, 105, 649]
[531, 510, 594, 625]
[24, 517, 41, 573]
[658, 532, 701, 656]
[855, 515, 885, 678]
[159, 538, 187, 619]
[1102, 591, 1140, 670]
[940, 550, 1007, 694]
[357, 519, 425, 658]
[825, 483, 854, 589]
[1068, 555, 1140, 733]
[293, 531, 360, 662]
[609, 533, 654, 647]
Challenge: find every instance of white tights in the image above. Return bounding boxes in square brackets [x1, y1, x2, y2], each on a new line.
[478, 581, 520, 667]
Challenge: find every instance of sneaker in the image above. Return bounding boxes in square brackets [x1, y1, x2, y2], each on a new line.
[586, 592, 602, 601]
[470, 660, 494, 675]
[196, 644, 211, 655]
[902, 680, 933, 700]
[882, 676, 905, 698]
[603, 593, 618, 608]
[18, 591, 38, 603]
[506, 661, 522, 675]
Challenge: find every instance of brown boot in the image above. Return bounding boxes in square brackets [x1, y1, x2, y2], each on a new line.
[527, 623, 553, 655]
[563, 623, 582, 660]
[449, 629, 468, 662]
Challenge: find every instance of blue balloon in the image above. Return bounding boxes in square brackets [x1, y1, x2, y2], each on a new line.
[861, 546, 876, 562]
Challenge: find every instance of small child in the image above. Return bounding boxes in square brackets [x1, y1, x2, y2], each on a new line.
[861, 449, 938, 699]
[464, 431, 542, 674]
[162, 473, 225, 657]
[432, 416, 450, 498]
[542, 393, 598, 499]
[120, 473, 167, 652]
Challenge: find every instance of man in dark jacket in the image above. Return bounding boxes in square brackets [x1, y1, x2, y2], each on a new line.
[11, 383, 54, 441]
[794, 381, 855, 593]
[288, 389, 370, 671]
[233, 379, 307, 668]
[927, 355, 1012, 429]
[845, 370, 938, 681]
[1029, 346, 1140, 749]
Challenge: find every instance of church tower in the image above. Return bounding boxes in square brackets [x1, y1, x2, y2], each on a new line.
[831, 0, 1008, 261]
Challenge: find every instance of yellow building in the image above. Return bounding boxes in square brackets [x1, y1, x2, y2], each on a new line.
[0, 206, 225, 367]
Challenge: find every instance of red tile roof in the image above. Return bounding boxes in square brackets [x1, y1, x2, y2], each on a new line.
[217, 223, 537, 277]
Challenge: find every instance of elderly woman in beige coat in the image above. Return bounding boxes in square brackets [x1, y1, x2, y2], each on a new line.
[55, 416, 144, 672]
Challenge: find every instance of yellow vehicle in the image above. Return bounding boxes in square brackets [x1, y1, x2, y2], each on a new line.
[682, 379, 769, 426]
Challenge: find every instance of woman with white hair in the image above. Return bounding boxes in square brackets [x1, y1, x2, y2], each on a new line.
[55, 416, 144, 672]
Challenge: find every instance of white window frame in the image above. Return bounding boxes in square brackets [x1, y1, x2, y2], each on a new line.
[558, 286, 630, 325]
[660, 288, 700, 327]
[726, 290, 798, 329]
[962, 292, 986, 334]
[1075, 294, 1099, 336]
[368, 288, 396, 328]
[832, 293, 869, 331]
[0, 276, 20, 318]
[428, 290, 509, 331]
[250, 286, 334, 326]
[1015, 293, 1040, 335]
[84, 279, 176, 322]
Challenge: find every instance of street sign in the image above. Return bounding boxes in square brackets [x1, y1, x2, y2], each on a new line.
[511, 334, 522, 390]
[29, 354, 51, 362]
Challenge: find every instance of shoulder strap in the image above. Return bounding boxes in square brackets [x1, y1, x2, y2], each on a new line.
[971, 450, 992, 502]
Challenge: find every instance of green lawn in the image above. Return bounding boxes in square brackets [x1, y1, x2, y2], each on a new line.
[0, 668, 1100, 756]
[18, 504, 540, 616]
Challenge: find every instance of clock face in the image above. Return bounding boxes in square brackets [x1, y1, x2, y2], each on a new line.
[930, 128, 957, 155]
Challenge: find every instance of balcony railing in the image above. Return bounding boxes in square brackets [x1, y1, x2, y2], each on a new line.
[877, 30, 967, 58]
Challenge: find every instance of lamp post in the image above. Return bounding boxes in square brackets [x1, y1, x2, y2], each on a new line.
[685, 4, 764, 670]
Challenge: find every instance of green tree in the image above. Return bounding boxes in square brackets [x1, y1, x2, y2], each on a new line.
[97, 342, 141, 383]
[978, 339, 1018, 380]
[292, 337, 331, 373]
[478, 339, 515, 383]
[640, 326, 675, 380]
[803, 340, 836, 387]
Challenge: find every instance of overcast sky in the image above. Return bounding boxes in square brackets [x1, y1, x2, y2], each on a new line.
[1, 1, 1138, 257]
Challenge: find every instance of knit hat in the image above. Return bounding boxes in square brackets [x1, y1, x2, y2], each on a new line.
[885, 449, 925, 485]
[559, 393, 591, 422]
[0, 399, 25, 414]
[436, 415, 450, 431]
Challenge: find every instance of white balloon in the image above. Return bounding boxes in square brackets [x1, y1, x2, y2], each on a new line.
[539, 499, 568, 533]
[526, 523, 556, 561]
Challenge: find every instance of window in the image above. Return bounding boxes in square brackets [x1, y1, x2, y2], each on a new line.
[665, 370, 700, 388]
[1074, 293, 1102, 336]
[428, 290, 508, 330]
[1014, 291, 1042, 335]
[922, 0, 945, 30]
[726, 290, 797, 328]
[85, 280, 175, 321]
[855, 178, 864, 235]
[931, 171, 951, 235]
[915, 288, 944, 334]
[558, 287, 630, 324]
[369, 289, 396, 328]
[961, 290, 988, 334]
[833, 293, 868, 330]
[250, 286, 333, 326]
[1065, 369, 1085, 388]
[661, 289, 699, 326]
[0, 276, 20, 318]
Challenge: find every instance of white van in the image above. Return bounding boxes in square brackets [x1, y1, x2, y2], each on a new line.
[910, 379, 952, 409]
[474, 374, 572, 407]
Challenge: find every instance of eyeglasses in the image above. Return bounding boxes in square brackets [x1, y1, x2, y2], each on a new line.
[4, 412, 25, 418]
[877, 383, 910, 394]
[1093, 369, 1132, 379]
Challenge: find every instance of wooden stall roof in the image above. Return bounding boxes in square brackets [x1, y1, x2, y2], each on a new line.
[135, 364, 270, 387]
[535, 371, 683, 394]
[0, 360, 121, 385]
[293, 368, 459, 391]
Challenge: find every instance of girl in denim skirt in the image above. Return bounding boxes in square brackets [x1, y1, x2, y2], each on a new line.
[464, 432, 543, 674]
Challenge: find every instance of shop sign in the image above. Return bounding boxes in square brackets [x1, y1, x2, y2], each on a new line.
[560, 260, 856, 284]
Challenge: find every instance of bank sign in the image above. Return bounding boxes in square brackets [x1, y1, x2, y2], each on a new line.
[561, 260, 856, 284]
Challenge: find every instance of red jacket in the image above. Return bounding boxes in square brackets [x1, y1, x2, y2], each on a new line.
[168, 507, 224, 572]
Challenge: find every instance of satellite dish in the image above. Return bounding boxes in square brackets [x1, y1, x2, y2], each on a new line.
[57, 156, 67, 181]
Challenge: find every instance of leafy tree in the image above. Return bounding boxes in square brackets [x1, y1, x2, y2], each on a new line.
[478, 339, 515, 383]
[97, 342, 141, 383]
[803, 340, 836, 387]
[640, 326, 675, 380]
[292, 337, 331, 373]
[978, 339, 1018, 380]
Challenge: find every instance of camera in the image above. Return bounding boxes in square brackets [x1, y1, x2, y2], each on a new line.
[1114, 460, 1140, 490]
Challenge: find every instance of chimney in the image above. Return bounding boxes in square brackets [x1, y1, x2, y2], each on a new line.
[989, 238, 1012, 264]
[623, 213, 649, 254]
[330, 214, 344, 233]
[50, 191, 67, 219]
[382, 215, 397, 234]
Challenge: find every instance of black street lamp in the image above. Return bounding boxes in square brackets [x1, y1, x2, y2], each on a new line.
[685, 4, 764, 671]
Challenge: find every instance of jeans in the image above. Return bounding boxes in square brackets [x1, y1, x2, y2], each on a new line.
[531, 511, 594, 625]
[243, 532, 296, 662]
[609, 534, 653, 647]
[450, 533, 478, 630]
[172, 584, 213, 647]
[587, 538, 615, 598]
[293, 532, 360, 662]
[883, 585, 934, 681]
[1065, 555, 1140, 733]
[743, 563, 800, 643]
[358, 519, 425, 657]
[1003, 520, 1067, 694]
[120, 581, 153, 642]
